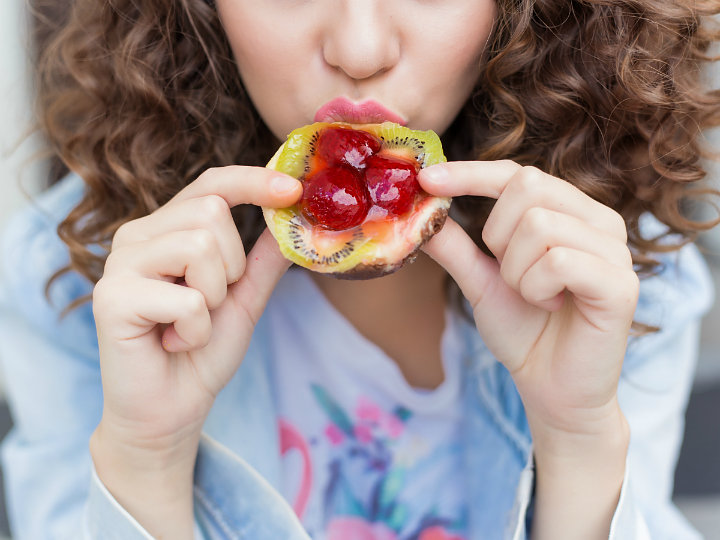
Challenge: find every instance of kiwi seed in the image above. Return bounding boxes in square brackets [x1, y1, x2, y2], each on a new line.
[287, 215, 365, 265]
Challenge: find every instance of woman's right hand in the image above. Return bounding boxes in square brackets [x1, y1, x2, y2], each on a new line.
[89, 166, 301, 538]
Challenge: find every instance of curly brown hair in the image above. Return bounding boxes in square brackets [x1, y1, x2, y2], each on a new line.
[34, 0, 720, 304]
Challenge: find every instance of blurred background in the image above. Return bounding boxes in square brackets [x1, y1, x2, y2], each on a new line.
[1, 2, 720, 539]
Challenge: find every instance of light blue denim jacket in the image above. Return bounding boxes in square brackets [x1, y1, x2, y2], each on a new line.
[0, 173, 713, 539]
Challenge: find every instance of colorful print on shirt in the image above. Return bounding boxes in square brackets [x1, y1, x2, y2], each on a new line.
[279, 384, 468, 540]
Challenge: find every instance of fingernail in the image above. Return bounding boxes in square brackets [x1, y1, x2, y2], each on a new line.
[422, 165, 448, 185]
[272, 176, 300, 194]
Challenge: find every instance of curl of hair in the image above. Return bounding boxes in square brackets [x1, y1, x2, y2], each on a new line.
[457, 0, 720, 270]
[36, 0, 720, 307]
[36, 0, 274, 304]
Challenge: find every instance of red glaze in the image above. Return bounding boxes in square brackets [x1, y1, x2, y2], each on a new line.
[316, 126, 383, 169]
[365, 154, 420, 217]
[299, 167, 370, 230]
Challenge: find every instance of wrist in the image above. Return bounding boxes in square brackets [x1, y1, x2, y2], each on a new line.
[529, 403, 629, 540]
[90, 419, 198, 539]
[529, 399, 629, 469]
[95, 412, 199, 460]
[90, 416, 200, 486]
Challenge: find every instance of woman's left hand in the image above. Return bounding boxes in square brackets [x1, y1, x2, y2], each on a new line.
[420, 161, 637, 538]
[419, 160, 639, 439]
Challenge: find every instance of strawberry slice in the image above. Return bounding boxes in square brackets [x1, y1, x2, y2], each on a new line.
[316, 126, 383, 169]
[299, 166, 370, 230]
[365, 154, 421, 217]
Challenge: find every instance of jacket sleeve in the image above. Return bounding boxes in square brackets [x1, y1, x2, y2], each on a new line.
[509, 240, 711, 540]
[611, 240, 712, 540]
[0, 177, 309, 539]
[509, 456, 653, 540]
[0, 178, 103, 539]
[0, 180, 210, 539]
[0, 179, 169, 538]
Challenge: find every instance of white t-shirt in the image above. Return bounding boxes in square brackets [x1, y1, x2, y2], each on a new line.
[268, 270, 469, 540]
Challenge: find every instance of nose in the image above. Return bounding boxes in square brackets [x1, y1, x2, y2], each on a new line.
[322, 2, 400, 81]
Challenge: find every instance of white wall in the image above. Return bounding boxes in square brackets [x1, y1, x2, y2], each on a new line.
[0, 2, 46, 398]
[0, 1, 46, 234]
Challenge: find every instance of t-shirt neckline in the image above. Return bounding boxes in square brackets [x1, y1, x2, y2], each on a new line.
[273, 269, 464, 414]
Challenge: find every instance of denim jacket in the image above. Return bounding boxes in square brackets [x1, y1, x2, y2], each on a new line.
[0, 173, 712, 539]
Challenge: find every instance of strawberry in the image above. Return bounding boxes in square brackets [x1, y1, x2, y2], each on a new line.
[365, 154, 421, 217]
[316, 126, 382, 169]
[299, 166, 370, 230]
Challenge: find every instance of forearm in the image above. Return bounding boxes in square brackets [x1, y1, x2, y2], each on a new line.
[89, 422, 199, 540]
[529, 404, 630, 540]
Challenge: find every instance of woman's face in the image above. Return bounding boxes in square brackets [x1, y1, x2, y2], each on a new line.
[216, 1, 496, 140]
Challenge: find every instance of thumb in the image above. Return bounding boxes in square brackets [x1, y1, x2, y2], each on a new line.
[424, 218, 551, 371]
[422, 217, 499, 309]
[230, 228, 292, 324]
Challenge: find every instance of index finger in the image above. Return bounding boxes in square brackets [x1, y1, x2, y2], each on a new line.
[171, 165, 302, 209]
[418, 160, 627, 242]
[418, 160, 522, 199]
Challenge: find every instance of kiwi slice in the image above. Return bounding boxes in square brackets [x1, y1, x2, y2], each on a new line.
[263, 122, 450, 279]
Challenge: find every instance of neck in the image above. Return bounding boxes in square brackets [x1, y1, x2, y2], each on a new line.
[310, 253, 448, 389]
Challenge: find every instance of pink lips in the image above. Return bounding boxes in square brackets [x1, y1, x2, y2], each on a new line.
[314, 97, 406, 125]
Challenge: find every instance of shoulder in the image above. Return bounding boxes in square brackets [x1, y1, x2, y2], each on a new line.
[635, 215, 714, 331]
[0, 173, 96, 352]
[621, 215, 714, 377]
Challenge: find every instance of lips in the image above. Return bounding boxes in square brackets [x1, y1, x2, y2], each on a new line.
[314, 97, 407, 126]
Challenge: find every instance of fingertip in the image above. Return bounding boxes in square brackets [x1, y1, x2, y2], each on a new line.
[418, 164, 450, 195]
[161, 325, 192, 353]
[270, 175, 303, 203]
[226, 255, 246, 285]
[538, 291, 566, 312]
